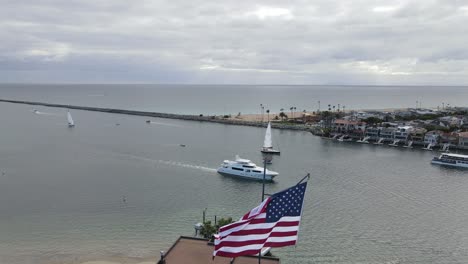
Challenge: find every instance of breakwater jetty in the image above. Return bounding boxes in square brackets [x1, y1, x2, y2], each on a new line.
[0, 98, 310, 131]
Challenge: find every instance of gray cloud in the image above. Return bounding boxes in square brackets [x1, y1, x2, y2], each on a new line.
[1, 0, 468, 84]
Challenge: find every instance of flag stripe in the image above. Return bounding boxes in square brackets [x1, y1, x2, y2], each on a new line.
[215, 234, 298, 248]
[222, 226, 299, 238]
[219, 217, 300, 237]
[221, 223, 300, 238]
[217, 231, 298, 243]
[215, 235, 298, 253]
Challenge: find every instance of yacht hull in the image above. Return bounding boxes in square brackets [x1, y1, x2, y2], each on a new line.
[217, 168, 276, 181]
[431, 160, 468, 168]
[261, 149, 280, 155]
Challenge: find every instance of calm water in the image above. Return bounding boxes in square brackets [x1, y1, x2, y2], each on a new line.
[1, 84, 468, 114]
[1, 86, 468, 264]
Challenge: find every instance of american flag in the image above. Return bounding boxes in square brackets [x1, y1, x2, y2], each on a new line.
[213, 182, 308, 258]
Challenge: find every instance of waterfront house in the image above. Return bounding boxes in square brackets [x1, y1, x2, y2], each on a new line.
[365, 127, 381, 141]
[394, 126, 414, 142]
[458, 132, 468, 149]
[440, 132, 459, 146]
[424, 130, 444, 146]
[332, 119, 366, 134]
[379, 127, 396, 142]
[409, 128, 427, 145]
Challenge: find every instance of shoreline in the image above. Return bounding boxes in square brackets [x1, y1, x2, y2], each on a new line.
[0, 98, 311, 131]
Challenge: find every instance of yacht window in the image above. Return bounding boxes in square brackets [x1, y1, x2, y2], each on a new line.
[232, 167, 244, 171]
[253, 170, 262, 173]
[246, 170, 251, 172]
[242, 165, 255, 168]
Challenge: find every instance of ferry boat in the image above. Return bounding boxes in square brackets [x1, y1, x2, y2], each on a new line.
[431, 153, 468, 168]
[217, 155, 279, 181]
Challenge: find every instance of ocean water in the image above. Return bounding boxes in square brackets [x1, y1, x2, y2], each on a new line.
[0, 85, 468, 264]
[1, 84, 468, 115]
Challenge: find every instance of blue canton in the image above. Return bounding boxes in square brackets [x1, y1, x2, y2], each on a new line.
[265, 182, 307, 223]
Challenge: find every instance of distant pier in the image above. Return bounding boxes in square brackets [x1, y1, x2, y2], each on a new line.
[0, 98, 310, 131]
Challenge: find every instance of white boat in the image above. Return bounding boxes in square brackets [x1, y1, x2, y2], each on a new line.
[337, 135, 352, 142]
[67, 111, 75, 127]
[217, 155, 279, 181]
[403, 141, 413, 148]
[261, 122, 280, 154]
[431, 153, 468, 168]
[357, 136, 370, 144]
[389, 139, 400, 147]
[373, 138, 384, 145]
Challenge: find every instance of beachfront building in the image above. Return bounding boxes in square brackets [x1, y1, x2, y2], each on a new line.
[440, 132, 459, 146]
[365, 127, 381, 141]
[380, 127, 396, 142]
[424, 130, 444, 146]
[409, 128, 427, 145]
[332, 119, 367, 134]
[394, 126, 414, 142]
[458, 132, 468, 149]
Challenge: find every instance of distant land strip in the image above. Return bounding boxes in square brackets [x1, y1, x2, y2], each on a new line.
[0, 98, 310, 131]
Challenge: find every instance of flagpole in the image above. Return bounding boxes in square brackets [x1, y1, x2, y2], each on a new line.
[294, 173, 310, 247]
[259, 155, 268, 264]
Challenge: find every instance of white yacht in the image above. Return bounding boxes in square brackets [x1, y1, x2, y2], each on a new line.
[217, 155, 279, 181]
[431, 153, 468, 168]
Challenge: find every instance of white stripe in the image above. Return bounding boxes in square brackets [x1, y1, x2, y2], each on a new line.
[218, 227, 299, 242]
[215, 236, 297, 255]
[246, 199, 269, 218]
[218, 213, 268, 237]
[241, 216, 301, 230]
[219, 216, 301, 238]
[215, 244, 263, 254]
[265, 235, 298, 243]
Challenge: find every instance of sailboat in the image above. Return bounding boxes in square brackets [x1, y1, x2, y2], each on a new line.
[261, 122, 280, 155]
[67, 110, 75, 127]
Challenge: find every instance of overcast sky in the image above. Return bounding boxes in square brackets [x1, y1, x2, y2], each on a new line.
[1, 0, 468, 85]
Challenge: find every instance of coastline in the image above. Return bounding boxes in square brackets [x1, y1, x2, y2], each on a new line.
[0, 98, 310, 131]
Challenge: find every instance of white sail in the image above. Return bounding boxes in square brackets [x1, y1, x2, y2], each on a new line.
[67, 111, 75, 126]
[263, 122, 273, 148]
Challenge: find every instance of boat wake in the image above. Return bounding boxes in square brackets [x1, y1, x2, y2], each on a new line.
[33, 110, 61, 116]
[148, 121, 184, 128]
[156, 159, 217, 172]
[108, 151, 216, 173]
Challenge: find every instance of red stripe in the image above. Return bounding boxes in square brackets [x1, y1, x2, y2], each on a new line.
[215, 231, 298, 248]
[215, 240, 298, 257]
[224, 227, 298, 237]
[220, 218, 266, 233]
[264, 240, 297, 247]
[219, 220, 299, 239]
[215, 249, 261, 258]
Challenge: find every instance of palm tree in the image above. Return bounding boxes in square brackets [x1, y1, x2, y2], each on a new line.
[266, 109, 270, 122]
[260, 104, 264, 123]
[279, 112, 287, 121]
[290, 107, 293, 119]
